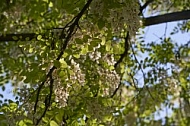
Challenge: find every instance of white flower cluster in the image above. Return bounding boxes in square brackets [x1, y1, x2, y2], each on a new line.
[102, 54, 116, 66]
[70, 59, 85, 86]
[90, 0, 140, 36]
[89, 51, 101, 62]
[53, 48, 120, 106]
[98, 68, 120, 96]
[54, 81, 69, 107]
[88, 48, 120, 96]
[53, 59, 86, 107]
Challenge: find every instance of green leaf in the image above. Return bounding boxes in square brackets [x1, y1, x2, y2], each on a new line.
[49, 2, 53, 7]
[60, 59, 68, 68]
[101, 37, 106, 45]
[55, 113, 63, 123]
[18, 120, 27, 126]
[12, 36, 18, 40]
[97, 18, 105, 30]
[75, 38, 83, 44]
[73, 54, 80, 59]
[0, 94, 3, 98]
[50, 120, 59, 126]
[106, 41, 111, 51]
[24, 119, 33, 124]
[81, 45, 88, 55]
[1, 86, 5, 91]
[109, 66, 114, 70]
[42, 117, 49, 123]
[83, 35, 90, 41]
[54, 60, 61, 68]
[46, 111, 54, 116]
[37, 35, 42, 40]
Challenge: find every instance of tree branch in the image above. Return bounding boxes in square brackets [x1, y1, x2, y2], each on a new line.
[139, 0, 154, 14]
[114, 32, 130, 68]
[143, 10, 190, 26]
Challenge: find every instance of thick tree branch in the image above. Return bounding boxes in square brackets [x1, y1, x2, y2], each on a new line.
[144, 10, 190, 26]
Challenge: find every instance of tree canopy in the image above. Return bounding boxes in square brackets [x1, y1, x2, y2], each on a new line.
[0, 0, 190, 125]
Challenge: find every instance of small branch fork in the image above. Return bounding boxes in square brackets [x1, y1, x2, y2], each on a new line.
[111, 32, 130, 98]
[114, 32, 130, 69]
[139, 0, 154, 14]
[112, 31, 155, 102]
[130, 41, 155, 101]
[33, 0, 93, 125]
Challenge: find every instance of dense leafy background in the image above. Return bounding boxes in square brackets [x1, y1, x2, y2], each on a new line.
[0, 0, 190, 125]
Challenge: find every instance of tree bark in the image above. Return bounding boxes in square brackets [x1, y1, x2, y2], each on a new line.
[143, 10, 190, 26]
[1, 10, 190, 42]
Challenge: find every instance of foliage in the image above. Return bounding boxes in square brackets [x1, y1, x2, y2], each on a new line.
[0, 0, 190, 125]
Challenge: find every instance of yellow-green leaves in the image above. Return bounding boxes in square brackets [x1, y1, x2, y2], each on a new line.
[54, 59, 68, 69]
[75, 38, 83, 44]
[17, 119, 33, 126]
[37, 35, 42, 40]
[106, 41, 112, 52]
[81, 45, 88, 55]
[50, 120, 59, 126]
[49, 2, 53, 8]
[60, 59, 68, 68]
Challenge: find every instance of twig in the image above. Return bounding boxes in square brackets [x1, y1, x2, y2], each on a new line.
[35, 77, 54, 125]
[110, 77, 123, 98]
[34, 66, 55, 113]
[114, 32, 130, 68]
[130, 42, 155, 101]
[139, 0, 154, 14]
[128, 73, 138, 89]
[111, 32, 130, 97]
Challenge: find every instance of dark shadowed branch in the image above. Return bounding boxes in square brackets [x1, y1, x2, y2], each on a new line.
[114, 32, 130, 68]
[111, 32, 130, 98]
[139, 0, 154, 14]
[144, 10, 190, 26]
